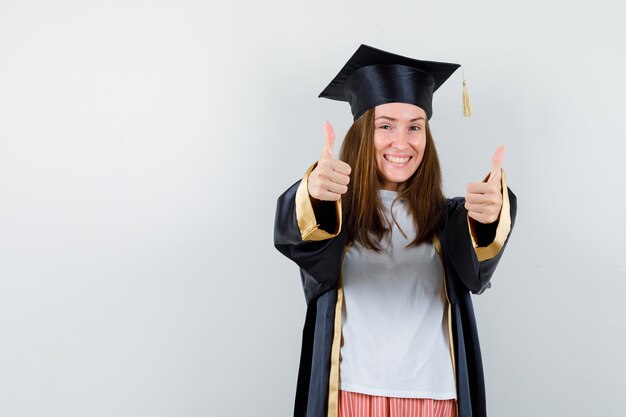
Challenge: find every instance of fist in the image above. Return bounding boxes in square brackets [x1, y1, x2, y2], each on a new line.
[308, 122, 352, 201]
[465, 145, 506, 224]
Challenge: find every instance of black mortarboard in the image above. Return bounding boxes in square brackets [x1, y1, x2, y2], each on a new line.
[319, 44, 470, 120]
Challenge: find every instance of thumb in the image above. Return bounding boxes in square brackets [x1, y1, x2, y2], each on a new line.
[320, 121, 336, 160]
[488, 145, 506, 182]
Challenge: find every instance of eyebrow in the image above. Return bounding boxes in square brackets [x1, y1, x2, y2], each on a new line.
[375, 116, 425, 122]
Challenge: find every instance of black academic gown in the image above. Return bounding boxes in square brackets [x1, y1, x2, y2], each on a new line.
[274, 163, 517, 417]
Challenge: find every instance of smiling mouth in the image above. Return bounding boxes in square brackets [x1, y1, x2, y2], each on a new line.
[384, 155, 412, 164]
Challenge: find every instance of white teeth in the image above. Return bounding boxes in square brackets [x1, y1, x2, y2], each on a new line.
[385, 155, 410, 164]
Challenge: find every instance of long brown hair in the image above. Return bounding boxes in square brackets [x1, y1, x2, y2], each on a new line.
[339, 108, 446, 251]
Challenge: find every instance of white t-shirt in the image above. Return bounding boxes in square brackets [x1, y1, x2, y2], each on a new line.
[339, 189, 456, 399]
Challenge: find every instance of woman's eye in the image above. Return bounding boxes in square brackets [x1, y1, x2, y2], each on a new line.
[410, 125, 421, 131]
[379, 124, 391, 130]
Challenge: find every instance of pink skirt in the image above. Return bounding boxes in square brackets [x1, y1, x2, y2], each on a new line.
[338, 390, 456, 417]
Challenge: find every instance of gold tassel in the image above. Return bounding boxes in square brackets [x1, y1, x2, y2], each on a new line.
[462, 67, 472, 118]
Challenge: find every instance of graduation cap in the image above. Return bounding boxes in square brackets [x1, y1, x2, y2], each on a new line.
[319, 44, 471, 120]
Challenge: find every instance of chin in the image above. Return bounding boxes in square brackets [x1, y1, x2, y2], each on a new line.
[377, 157, 421, 189]
[383, 168, 419, 185]
[380, 173, 414, 191]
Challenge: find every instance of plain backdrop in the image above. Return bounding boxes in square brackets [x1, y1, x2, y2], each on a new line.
[1, 1, 625, 416]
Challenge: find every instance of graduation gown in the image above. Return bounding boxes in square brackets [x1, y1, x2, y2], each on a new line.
[274, 163, 517, 417]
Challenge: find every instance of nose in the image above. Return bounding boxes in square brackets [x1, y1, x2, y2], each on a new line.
[390, 130, 410, 150]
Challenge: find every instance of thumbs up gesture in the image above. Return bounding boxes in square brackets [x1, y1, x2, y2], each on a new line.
[465, 145, 506, 224]
[308, 122, 352, 201]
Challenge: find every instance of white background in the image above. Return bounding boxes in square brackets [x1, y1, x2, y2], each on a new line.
[1, 1, 625, 416]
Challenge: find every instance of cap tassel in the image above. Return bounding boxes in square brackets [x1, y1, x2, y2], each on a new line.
[462, 67, 472, 118]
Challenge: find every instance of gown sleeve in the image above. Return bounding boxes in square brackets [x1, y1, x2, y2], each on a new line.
[274, 162, 348, 301]
[440, 169, 518, 294]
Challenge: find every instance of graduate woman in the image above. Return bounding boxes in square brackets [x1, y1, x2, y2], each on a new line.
[274, 45, 517, 417]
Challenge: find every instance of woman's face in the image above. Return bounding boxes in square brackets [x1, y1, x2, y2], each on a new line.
[373, 102, 427, 191]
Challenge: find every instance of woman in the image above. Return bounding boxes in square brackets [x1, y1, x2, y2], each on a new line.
[274, 44, 517, 417]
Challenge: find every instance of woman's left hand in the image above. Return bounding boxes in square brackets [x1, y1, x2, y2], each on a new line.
[465, 145, 506, 224]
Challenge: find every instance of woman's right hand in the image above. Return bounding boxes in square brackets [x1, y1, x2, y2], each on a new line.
[307, 122, 352, 201]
